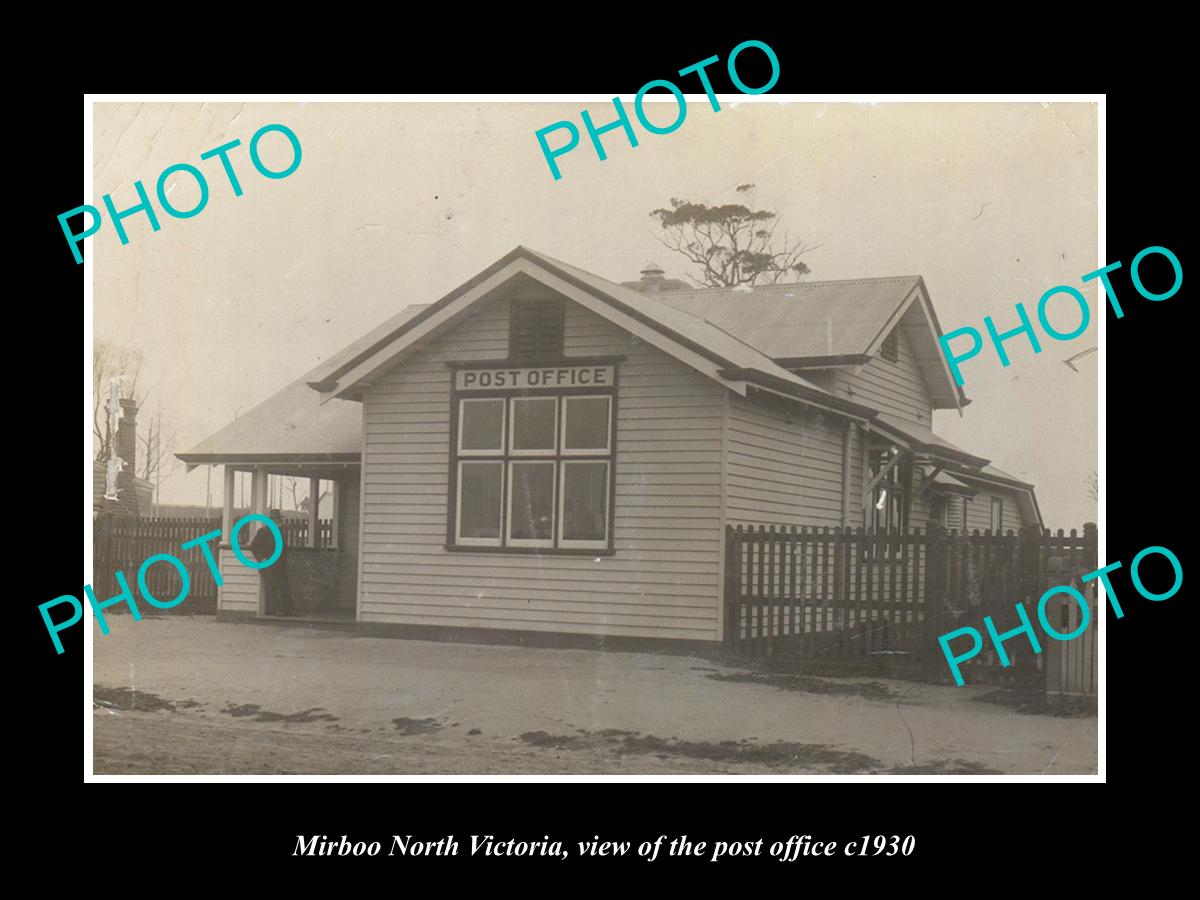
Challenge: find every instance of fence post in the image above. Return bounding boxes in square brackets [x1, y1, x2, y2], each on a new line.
[724, 525, 736, 651]
[766, 525, 777, 658]
[93, 514, 113, 598]
[833, 527, 847, 656]
[1022, 526, 1042, 613]
[1082, 521, 1099, 696]
[923, 523, 947, 667]
[1082, 522, 1098, 572]
[735, 525, 745, 655]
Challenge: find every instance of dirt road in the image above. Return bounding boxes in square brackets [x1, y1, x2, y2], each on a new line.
[92, 617, 1098, 775]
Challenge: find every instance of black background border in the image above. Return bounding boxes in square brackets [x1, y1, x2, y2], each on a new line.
[24, 23, 1188, 881]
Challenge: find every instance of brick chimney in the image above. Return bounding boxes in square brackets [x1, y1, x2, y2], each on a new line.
[99, 398, 142, 518]
[116, 399, 138, 475]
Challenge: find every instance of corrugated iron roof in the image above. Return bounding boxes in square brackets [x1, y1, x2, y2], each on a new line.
[177, 373, 364, 462]
[929, 470, 975, 490]
[650, 276, 922, 360]
[871, 418, 1041, 526]
[978, 463, 1030, 486]
[527, 251, 962, 411]
[520, 248, 858, 407]
[873, 413, 988, 465]
[175, 250, 981, 470]
[180, 305, 433, 462]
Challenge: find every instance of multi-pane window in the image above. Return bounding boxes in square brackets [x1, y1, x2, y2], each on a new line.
[452, 393, 614, 551]
[990, 497, 1004, 534]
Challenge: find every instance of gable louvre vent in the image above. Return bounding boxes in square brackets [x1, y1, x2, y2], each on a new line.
[510, 299, 565, 362]
[880, 326, 899, 363]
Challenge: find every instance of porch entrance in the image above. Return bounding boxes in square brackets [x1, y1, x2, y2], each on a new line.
[216, 463, 360, 623]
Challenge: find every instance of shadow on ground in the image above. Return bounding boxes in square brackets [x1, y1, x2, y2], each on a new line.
[94, 685, 202, 713]
[974, 689, 1096, 718]
[519, 728, 879, 772]
[706, 671, 897, 700]
[221, 703, 339, 723]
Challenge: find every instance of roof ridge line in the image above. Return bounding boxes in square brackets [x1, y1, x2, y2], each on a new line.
[656, 275, 923, 295]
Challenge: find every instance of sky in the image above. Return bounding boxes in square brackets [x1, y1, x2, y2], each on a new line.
[92, 99, 1098, 528]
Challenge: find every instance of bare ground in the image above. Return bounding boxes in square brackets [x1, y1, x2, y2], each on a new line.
[91, 616, 1098, 776]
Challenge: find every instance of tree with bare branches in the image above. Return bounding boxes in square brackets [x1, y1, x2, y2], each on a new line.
[285, 476, 321, 512]
[299, 486, 330, 515]
[649, 184, 818, 287]
[138, 400, 178, 495]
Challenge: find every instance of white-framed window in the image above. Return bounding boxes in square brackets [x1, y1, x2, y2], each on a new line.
[455, 460, 504, 546]
[449, 389, 615, 552]
[559, 460, 610, 549]
[509, 397, 558, 456]
[991, 497, 1004, 534]
[507, 460, 556, 547]
[457, 398, 505, 456]
[561, 395, 612, 455]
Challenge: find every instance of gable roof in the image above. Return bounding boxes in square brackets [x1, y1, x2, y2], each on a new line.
[310, 246, 878, 420]
[871, 413, 990, 468]
[652, 277, 921, 360]
[176, 246, 1031, 519]
[177, 304, 432, 466]
[651, 276, 966, 410]
[303, 303, 430, 390]
[927, 470, 978, 496]
[303, 247, 965, 413]
[176, 373, 363, 466]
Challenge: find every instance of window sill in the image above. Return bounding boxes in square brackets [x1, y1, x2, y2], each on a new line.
[444, 544, 616, 557]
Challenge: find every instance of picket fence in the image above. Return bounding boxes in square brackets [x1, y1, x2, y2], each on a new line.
[724, 523, 1098, 692]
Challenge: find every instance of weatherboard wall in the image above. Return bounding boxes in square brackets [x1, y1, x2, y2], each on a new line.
[831, 326, 933, 429]
[724, 394, 848, 529]
[959, 486, 1027, 533]
[217, 545, 260, 613]
[358, 292, 726, 641]
[722, 398, 937, 534]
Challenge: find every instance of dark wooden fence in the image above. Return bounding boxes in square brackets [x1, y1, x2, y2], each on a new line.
[725, 523, 1098, 689]
[92, 515, 334, 615]
[93, 516, 221, 614]
[930, 525, 1097, 687]
[277, 518, 335, 550]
